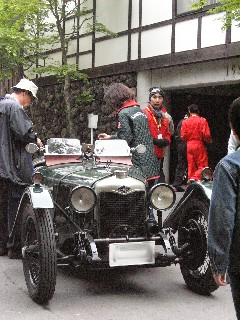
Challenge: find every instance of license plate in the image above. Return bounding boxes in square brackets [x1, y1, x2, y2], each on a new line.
[109, 241, 155, 267]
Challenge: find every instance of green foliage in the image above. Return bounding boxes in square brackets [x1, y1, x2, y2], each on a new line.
[0, 0, 116, 77]
[74, 91, 94, 106]
[191, 0, 210, 10]
[0, 0, 114, 111]
[191, 0, 240, 29]
[86, 22, 117, 38]
[33, 64, 89, 83]
[0, 0, 57, 79]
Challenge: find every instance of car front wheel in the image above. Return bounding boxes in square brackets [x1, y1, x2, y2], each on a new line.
[21, 203, 57, 304]
[178, 198, 218, 295]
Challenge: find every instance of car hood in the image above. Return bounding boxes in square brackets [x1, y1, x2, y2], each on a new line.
[38, 162, 131, 187]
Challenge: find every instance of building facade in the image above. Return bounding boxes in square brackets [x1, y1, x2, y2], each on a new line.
[5, 0, 240, 182]
[74, 0, 240, 181]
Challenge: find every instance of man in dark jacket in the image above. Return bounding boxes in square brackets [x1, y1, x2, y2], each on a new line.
[172, 115, 188, 191]
[208, 97, 240, 319]
[0, 78, 42, 259]
[98, 83, 160, 183]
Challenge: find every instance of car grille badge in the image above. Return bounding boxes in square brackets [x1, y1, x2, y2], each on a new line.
[118, 185, 130, 194]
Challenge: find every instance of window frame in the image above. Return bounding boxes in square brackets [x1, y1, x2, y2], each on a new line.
[176, 0, 219, 16]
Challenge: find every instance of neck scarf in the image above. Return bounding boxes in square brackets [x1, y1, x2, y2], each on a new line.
[149, 104, 164, 119]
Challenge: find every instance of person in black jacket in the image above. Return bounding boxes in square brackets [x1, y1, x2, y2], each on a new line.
[172, 115, 188, 192]
[0, 79, 43, 259]
[98, 83, 160, 183]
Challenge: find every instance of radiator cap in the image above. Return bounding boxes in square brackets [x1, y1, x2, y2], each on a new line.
[114, 170, 128, 179]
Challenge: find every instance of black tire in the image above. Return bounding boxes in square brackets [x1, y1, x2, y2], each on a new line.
[21, 203, 57, 304]
[178, 198, 218, 295]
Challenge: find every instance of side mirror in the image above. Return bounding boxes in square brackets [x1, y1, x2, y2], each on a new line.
[25, 143, 39, 154]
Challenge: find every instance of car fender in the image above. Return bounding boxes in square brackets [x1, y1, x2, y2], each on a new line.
[9, 186, 54, 239]
[26, 185, 54, 209]
[163, 182, 212, 229]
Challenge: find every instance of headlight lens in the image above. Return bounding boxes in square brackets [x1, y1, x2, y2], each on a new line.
[70, 186, 96, 213]
[149, 183, 176, 210]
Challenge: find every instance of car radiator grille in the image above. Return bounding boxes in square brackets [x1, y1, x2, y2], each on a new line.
[98, 191, 146, 238]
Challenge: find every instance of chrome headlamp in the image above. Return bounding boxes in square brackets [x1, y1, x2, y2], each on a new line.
[70, 186, 97, 213]
[149, 183, 176, 210]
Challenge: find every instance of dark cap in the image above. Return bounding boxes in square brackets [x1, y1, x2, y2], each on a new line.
[149, 87, 164, 100]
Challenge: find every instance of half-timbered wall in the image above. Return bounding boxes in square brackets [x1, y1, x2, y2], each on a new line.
[23, 0, 240, 182]
[31, 0, 240, 74]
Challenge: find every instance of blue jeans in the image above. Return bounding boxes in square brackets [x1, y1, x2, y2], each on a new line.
[228, 271, 240, 319]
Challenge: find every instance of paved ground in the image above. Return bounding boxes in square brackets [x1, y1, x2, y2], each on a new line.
[0, 190, 236, 320]
[0, 255, 236, 320]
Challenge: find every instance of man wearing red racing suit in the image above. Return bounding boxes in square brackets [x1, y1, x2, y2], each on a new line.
[181, 104, 212, 182]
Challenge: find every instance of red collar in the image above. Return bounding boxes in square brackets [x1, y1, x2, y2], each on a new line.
[116, 99, 140, 115]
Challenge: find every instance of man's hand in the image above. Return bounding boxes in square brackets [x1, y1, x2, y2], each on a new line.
[36, 138, 43, 148]
[213, 273, 227, 286]
[98, 133, 111, 140]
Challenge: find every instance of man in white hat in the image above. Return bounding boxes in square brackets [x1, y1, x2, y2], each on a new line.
[12, 78, 38, 105]
[0, 78, 42, 259]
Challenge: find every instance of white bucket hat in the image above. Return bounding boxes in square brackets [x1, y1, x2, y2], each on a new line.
[12, 78, 38, 99]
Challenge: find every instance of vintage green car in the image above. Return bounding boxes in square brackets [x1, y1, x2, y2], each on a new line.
[12, 138, 218, 304]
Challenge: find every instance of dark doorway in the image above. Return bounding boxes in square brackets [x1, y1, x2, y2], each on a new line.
[168, 84, 240, 183]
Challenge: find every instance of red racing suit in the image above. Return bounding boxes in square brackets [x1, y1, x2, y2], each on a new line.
[181, 114, 212, 181]
[142, 105, 171, 159]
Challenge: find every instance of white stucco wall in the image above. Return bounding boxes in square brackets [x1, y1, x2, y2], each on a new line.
[32, 1, 240, 74]
[95, 0, 129, 36]
[142, 0, 172, 25]
[95, 36, 128, 67]
[68, 39, 77, 56]
[141, 25, 172, 58]
[131, 33, 139, 60]
[79, 13, 94, 36]
[231, 21, 240, 43]
[201, 13, 226, 48]
[175, 19, 198, 52]
[77, 54, 92, 70]
[78, 36, 92, 53]
[131, 0, 140, 28]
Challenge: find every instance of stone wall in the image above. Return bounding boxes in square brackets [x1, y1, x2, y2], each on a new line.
[31, 73, 137, 145]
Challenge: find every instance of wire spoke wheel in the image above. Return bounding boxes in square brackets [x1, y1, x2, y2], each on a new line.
[21, 203, 57, 304]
